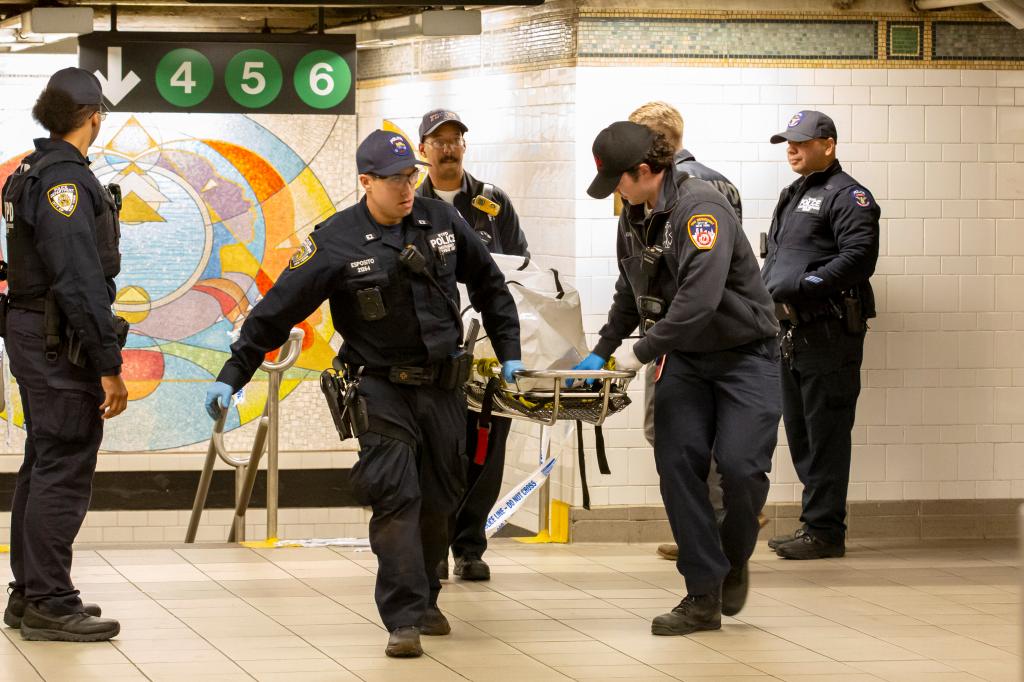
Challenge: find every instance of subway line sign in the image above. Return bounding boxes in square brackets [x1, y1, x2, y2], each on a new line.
[79, 32, 356, 115]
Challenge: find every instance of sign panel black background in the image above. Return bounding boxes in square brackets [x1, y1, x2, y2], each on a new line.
[79, 32, 356, 115]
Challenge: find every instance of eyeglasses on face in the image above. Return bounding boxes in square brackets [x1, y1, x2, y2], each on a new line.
[423, 138, 465, 151]
[371, 171, 420, 188]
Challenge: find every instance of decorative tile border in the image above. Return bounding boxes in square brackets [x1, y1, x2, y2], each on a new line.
[933, 20, 1024, 61]
[887, 21, 925, 60]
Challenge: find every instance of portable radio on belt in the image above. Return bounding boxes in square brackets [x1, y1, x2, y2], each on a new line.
[471, 194, 501, 217]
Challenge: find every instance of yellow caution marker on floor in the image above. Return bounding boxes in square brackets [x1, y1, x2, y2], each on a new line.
[240, 537, 279, 549]
[514, 499, 570, 544]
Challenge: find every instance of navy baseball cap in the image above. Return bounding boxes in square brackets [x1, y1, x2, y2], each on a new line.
[771, 110, 838, 144]
[356, 130, 429, 176]
[419, 109, 468, 139]
[587, 121, 655, 199]
[46, 67, 103, 107]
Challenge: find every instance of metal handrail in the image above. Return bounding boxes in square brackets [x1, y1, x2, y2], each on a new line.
[185, 328, 304, 543]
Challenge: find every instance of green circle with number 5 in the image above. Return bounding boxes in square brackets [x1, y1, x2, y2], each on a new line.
[156, 48, 214, 107]
[293, 50, 351, 109]
[225, 49, 283, 109]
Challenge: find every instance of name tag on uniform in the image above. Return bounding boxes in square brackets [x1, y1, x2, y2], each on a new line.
[795, 196, 823, 214]
[349, 257, 377, 274]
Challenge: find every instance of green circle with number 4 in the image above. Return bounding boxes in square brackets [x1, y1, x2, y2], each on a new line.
[225, 49, 283, 109]
[156, 48, 214, 107]
[293, 50, 351, 110]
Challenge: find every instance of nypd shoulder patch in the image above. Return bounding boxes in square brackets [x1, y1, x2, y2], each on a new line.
[289, 235, 317, 269]
[687, 214, 718, 251]
[47, 183, 78, 218]
[850, 187, 871, 208]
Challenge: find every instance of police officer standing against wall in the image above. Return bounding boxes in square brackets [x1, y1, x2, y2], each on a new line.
[762, 111, 879, 560]
[416, 109, 529, 582]
[1, 68, 127, 642]
[576, 122, 779, 634]
[205, 130, 522, 658]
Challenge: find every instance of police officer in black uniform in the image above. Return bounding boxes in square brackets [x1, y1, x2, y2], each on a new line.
[0, 68, 126, 642]
[205, 130, 521, 658]
[761, 110, 880, 560]
[416, 109, 530, 582]
[576, 122, 779, 635]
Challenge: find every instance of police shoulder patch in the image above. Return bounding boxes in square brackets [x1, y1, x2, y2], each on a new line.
[289, 235, 317, 269]
[850, 187, 871, 208]
[687, 214, 718, 251]
[47, 183, 78, 217]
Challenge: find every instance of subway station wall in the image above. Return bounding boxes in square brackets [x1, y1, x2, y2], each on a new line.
[0, 0, 1021, 540]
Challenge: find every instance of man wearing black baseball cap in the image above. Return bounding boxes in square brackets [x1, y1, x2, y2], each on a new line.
[576, 121, 779, 634]
[414, 108, 529, 584]
[1, 67, 126, 642]
[206, 129, 522, 659]
[761, 110, 880, 560]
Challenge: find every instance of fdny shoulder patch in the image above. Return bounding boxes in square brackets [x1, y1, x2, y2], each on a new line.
[289, 235, 317, 269]
[850, 188, 871, 208]
[47, 183, 78, 217]
[687, 214, 718, 251]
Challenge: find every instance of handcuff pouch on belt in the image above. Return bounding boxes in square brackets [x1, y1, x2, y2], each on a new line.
[320, 359, 369, 442]
[66, 314, 131, 368]
[636, 246, 665, 336]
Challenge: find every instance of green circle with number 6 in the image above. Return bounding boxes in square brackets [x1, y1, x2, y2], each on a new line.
[156, 48, 214, 107]
[293, 50, 351, 109]
[225, 50, 283, 109]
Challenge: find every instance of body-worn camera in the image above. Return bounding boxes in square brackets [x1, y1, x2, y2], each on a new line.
[471, 194, 501, 217]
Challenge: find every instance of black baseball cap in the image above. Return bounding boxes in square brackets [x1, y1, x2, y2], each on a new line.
[770, 110, 838, 144]
[419, 109, 468, 140]
[587, 121, 655, 199]
[46, 67, 103, 107]
[357, 130, 430, 176]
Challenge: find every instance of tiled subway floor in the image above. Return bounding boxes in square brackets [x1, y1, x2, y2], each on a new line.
[0, 538, 1018, 682]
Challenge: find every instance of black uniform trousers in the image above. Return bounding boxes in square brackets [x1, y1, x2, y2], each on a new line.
[779, 317, 865, 546]
[449, 412, 512, 560]
[654, 339, 780, 595]
[6, 309, 102, 615]
[350, 376, 467, 632]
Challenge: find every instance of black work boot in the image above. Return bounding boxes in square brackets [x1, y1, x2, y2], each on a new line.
[418, 606, 451, 636]
[4, 590, 102, 629]
[385, 626, 423, 658]
[453, 555, 490, 581]
[20, 604, 119, 642]
[768, 527, 806, 551]
[436, 559, 449, 581]
[651, 592, 722, 636]
[721, 563, 749, 617]
[775, 533, 845, 560]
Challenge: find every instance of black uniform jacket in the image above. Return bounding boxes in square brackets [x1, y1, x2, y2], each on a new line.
[217, 196, 521, 391]
[761, 160, 880, 314]
[676, 149, 743, 223]
[593, 167, 778, 364]
[1, 138, 122, 375]
[418, 171, 529, 257]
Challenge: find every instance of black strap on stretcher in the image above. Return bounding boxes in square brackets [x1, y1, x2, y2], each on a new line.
[474, 377, 500, 465]
[576, 420, 610, 510]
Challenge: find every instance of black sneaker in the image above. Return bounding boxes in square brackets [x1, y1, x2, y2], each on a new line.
[436, 559, 449, 581]
[768, 527, 806, 550]
[651, 592, 722, 636]
[721, 563, 749, 617]
[20, 604, 119, 642]
[453, 555, 490, 581]
[418, 606, 451, 636]
[385, 626, 423, 658]
[774, 533, 845, 560]
[4, 590, 102, 629]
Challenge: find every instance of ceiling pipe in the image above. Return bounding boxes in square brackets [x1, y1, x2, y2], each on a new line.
[913, 0, 981, 9]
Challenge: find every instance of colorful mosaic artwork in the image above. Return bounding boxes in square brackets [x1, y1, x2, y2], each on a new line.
[0, 115, 342, 451]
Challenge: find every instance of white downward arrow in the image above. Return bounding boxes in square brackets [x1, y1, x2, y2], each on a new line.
[94, 46, 141, 107]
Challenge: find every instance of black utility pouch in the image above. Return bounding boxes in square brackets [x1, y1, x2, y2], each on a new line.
[438, 348, 473, 391]
[356, 287, 387, 321]
[843, 295, 865, 335]
[113, 315, 130, 348]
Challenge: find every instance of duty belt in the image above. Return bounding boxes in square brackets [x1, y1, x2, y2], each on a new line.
[774, 301, 840, 326]
[363, 365, 440, 386]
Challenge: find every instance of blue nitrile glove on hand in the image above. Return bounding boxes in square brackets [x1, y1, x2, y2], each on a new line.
[569, 352, 607, 387]
[501, 360, 526, 384]
[205, 381, 233, 420]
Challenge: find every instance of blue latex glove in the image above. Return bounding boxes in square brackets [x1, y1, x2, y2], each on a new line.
[569, 352, 607, 387]
[501, 360, 526, 384]
[205, 381, 234, 420]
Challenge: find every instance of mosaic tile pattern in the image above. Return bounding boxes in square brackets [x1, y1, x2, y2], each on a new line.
[933, 20, 1024, 61]
[578, 18, 877, 60]
[887, 21, 924, 60]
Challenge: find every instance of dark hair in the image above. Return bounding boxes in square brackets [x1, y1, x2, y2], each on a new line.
[626, 130, 676, 179]
[31, 88, 98, 136]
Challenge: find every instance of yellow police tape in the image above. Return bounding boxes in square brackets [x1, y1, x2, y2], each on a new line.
[240, 537, 280, 549]
[514, 499, 569, 544]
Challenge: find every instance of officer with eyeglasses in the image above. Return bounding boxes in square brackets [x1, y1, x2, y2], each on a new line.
[415, 109, 529, 584]
[205, 129, 522, 658]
